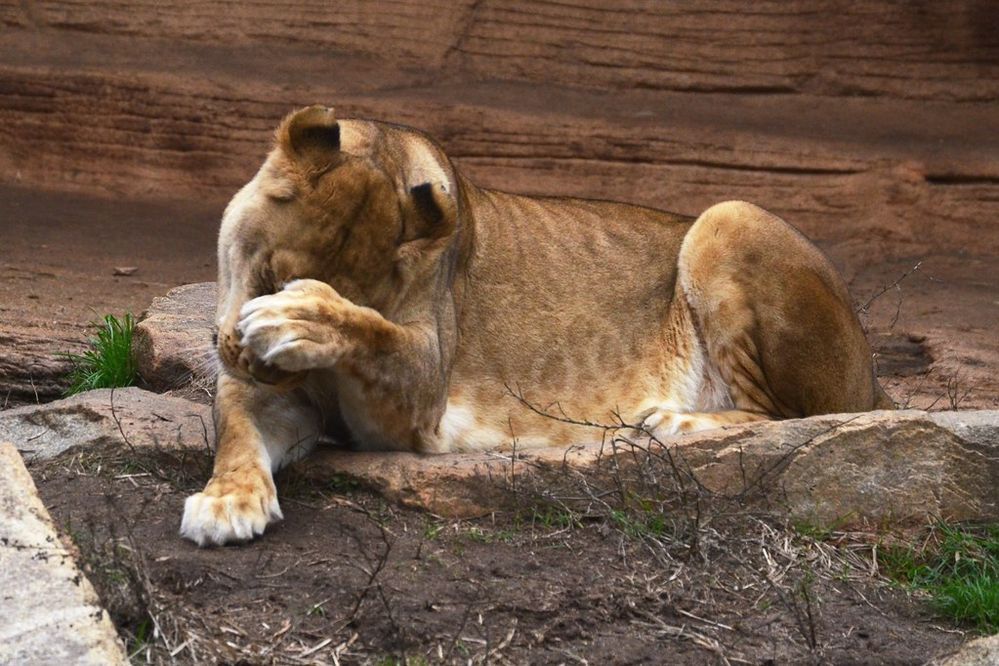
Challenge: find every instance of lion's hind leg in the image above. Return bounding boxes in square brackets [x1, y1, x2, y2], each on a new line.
[638, 300, 775, 438]
[673, 200, 882, 424]
[637, 264, 777, 439]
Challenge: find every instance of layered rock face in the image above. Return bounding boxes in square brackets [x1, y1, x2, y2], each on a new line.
[5, 1, 998, 100]
[1, 1, 997, 255]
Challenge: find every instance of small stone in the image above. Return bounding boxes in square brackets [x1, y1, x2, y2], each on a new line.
[112, 266, 138, 276]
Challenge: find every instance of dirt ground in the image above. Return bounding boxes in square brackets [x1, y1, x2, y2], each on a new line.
[30, 443, 968, 665]
[0, 185, 218, 404]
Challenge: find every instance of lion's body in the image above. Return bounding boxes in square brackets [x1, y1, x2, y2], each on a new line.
[180, 107, 891, 546]
[436, 189, 694, 450]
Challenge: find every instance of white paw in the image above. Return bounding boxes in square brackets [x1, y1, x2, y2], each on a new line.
[640, 410, 695, 437]
[180, 489, 282, 547]
[638, 409, 721, 438]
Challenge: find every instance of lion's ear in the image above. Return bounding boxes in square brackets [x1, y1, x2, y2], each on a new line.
[408, 182, 457, 240]
[277, 105, 341, 168]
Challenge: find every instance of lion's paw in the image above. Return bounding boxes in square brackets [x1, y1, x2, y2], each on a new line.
[237, 280, 347, 374]
[637, 409, 714, 438]
[639, 409, 759, 439]
[180, 470, 282, 547]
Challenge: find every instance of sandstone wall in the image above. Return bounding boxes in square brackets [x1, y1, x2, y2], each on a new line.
[1, 1, 997, 253]
[8, 1, 999, 100]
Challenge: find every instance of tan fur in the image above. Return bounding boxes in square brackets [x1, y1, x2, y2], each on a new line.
[180, 106, 890, 546]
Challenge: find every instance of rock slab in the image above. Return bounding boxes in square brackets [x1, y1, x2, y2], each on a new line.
[0, 387, 214, 461]
[0, 329, 80, 404]
[3, 387, 996, 528]
[0, 441, 127, 665]
[307, 409, 999, 524]
[133, 281, 217, 394]
[933, 633, 999, 666]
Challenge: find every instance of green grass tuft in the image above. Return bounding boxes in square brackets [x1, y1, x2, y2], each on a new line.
[525, 506, 580, 530]
[64, 313, 138, 396]
[610, 508, 669, 539]
[879, 523, 999, 634]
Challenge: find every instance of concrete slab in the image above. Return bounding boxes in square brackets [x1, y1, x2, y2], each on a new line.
[0, 441, 127, 665]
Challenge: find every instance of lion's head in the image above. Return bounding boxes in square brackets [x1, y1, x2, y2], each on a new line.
[214, 106, 464, 383]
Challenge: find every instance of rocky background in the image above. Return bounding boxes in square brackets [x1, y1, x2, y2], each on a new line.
[1, 1, 997, 249]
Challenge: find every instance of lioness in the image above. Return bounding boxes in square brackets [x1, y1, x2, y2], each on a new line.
[181, 106, 891, 546]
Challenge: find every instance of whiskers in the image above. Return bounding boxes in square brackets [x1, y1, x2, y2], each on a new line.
[174, 345, 220, 400]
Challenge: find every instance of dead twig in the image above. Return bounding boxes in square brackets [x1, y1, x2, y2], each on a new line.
[857, 261, 921, 316]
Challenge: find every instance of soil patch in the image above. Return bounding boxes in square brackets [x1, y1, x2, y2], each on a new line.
[29, 446, 969, 664]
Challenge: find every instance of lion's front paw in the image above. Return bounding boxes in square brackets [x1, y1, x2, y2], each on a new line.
[237, 279, 350, 375]
[180, 467, 282, 547]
